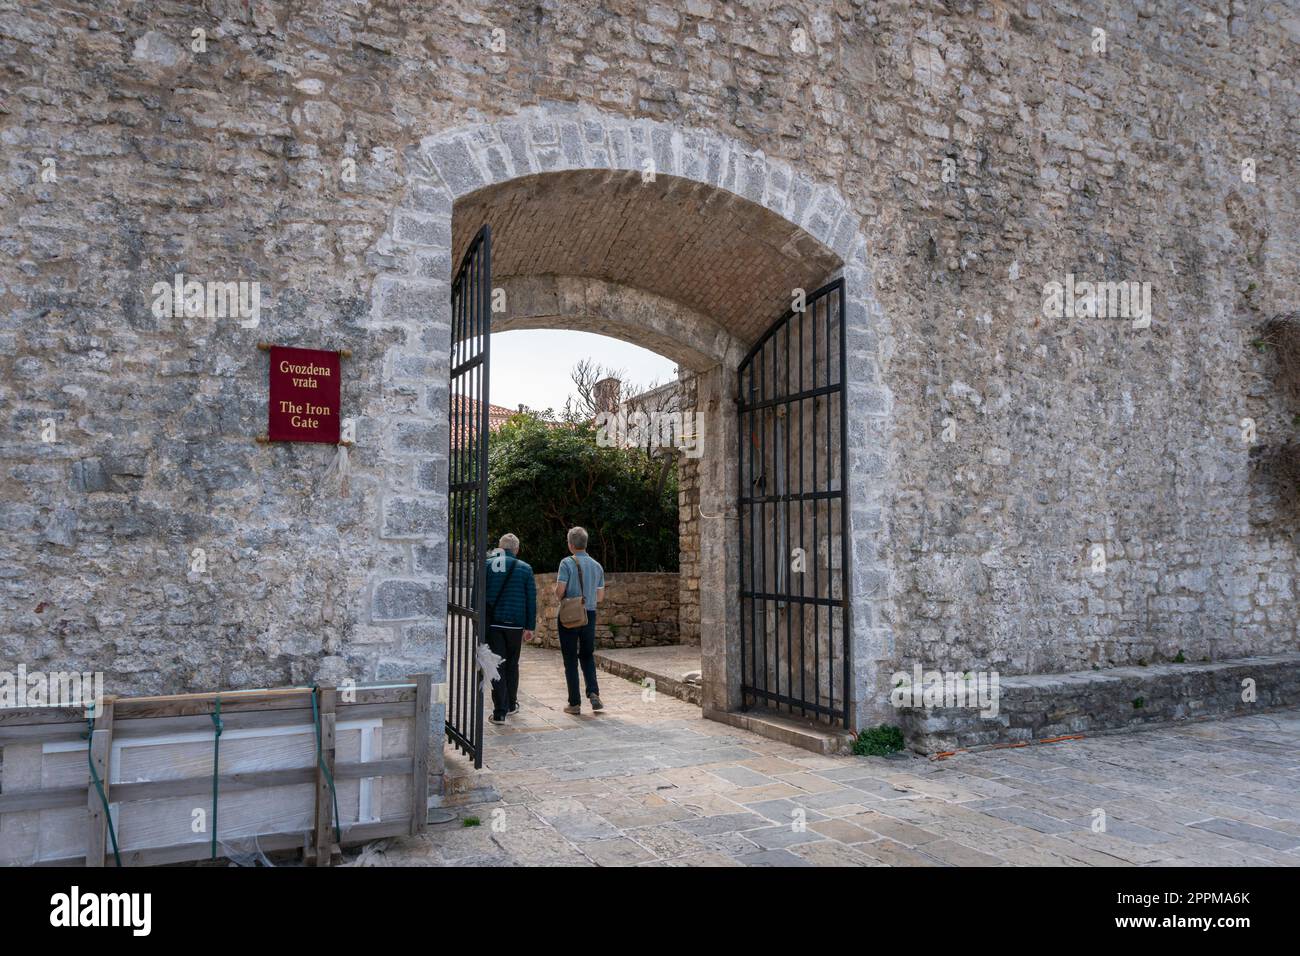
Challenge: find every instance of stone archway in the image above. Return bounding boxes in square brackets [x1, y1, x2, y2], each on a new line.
[492, 275, 743, 373]
[366, 105, 894, 766]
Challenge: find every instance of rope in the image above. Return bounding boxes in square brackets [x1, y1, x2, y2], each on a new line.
[312, 686, 341, 846]
[86, 714, 122, 867]
[210, 695, 223, 860]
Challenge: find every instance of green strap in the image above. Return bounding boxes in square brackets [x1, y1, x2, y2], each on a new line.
[312, 687, 342, 845]
[210, 696, 223, 860]
[86, 714, 122, 867]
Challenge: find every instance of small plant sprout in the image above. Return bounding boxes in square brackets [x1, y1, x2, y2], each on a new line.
[853, 725, 905, 757]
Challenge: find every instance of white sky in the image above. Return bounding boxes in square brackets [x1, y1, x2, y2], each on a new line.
[488, 329, 679, 416]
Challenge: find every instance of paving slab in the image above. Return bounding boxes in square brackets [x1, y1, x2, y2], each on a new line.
[740, 826, 826, 850]
[1188, 817, 1300, 850]
[733, 848, 814, 867]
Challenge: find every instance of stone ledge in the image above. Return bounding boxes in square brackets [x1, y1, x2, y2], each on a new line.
[706, 707, 857, 756]
[594, 649, 703, 706]
[896, 653, 1300, 754]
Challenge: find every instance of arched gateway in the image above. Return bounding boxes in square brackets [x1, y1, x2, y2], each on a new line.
[365, 105, 894, 772]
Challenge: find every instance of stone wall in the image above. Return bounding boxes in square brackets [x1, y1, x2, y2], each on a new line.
[1, 0, 1296, 756]
[860, 7, 1299, 682]
[676, 373, 702, 645]
[897, 653, 1300, 754]
[532, 572, 680, 649]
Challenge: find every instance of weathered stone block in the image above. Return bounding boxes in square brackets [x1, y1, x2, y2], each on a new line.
[372, 579, 435, 622]
[381, 496, 445, 539]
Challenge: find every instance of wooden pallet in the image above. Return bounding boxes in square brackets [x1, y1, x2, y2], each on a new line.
[0, 675, 432, 867]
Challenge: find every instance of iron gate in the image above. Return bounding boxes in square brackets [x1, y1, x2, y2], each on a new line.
[737, 279, 851, 728]
[446, 225, 491, 767]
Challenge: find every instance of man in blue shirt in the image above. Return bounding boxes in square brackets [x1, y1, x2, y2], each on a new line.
[483, 533, 536, 724]
[554, 526, 605, 714]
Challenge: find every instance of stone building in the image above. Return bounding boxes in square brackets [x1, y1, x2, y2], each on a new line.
[2, 1, 1297, 777]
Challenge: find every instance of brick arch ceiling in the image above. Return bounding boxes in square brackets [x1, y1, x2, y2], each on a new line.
[451, 169, 843, 348]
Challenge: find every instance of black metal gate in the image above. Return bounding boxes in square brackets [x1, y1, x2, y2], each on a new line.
[446, 225, 491, 767]
[737, 279, 851, 727]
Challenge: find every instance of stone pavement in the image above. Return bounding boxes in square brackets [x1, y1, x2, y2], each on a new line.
[361, 647, 1300, 867]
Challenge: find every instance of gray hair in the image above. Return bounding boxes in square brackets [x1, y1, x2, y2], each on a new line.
[498, 533, 520, 553]
[567, 526, 589, 550]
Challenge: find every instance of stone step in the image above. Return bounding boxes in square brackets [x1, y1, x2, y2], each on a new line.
[704, 707, 857, 756]
[592, 647, 856, 755]
[593, 648, 704, 706]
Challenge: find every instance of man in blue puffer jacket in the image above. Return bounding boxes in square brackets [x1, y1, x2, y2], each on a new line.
[482, 533, 536, 724]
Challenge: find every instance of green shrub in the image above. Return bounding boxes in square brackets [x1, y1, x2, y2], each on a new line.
[853, 724, 905, 757]
[481, 413, 678, 573]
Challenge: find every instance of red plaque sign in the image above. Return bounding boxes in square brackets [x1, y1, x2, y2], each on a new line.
[267, 346, 341, 444]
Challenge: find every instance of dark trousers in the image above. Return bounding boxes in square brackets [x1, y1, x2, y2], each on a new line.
[485, 626, 523, 719]
[557, 610, 599, 706]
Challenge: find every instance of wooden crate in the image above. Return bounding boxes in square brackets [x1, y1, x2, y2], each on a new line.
[0, 675, 432, 866]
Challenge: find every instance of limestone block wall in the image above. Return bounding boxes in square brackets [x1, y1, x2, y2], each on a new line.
[532, 572, 680, 649]
[677, 450, 702, 646]
[0, 0, 1295, 751]
[898, 653, 1300, 754]
[675, 373, 702, 645]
